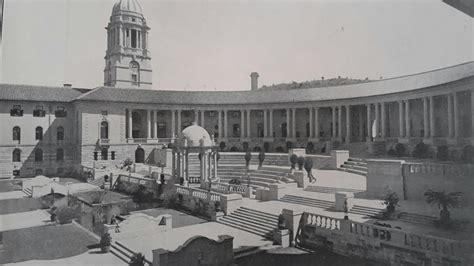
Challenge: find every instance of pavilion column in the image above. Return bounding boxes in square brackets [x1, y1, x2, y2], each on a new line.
[154, 110, 158, 139]
[185, 151, 189, 184]
[346, 105, 351, 142]
[423, 98, 429, 138]
[448, 94, 453, 138]
[269, 109, 273, 138]
[430, 96, 435, 137]
[128, 109, 133, 139]
[224, 110, 228, 138]
[292, 108, 296, 138]
[177, 153, 182, 179]
[241, 110, 246, 138]
[218, 110, 222, 139]
[314, 107, 319, 139]
[201, 110, 205, 129]
[309, 108, 313, 138]
[171, 110, 176, 138]
[263, 109, 268, 137]
[147, 110, 152, 139]
[194, 110, 199, 124]
[366, 104, 372, 141]
[286, 109, 291, 138]
[358, 108, 364, 141]
[405, 100, 411, 138]
[332, 107, 337, 138]
[213, 152, 218, 179]
[398, 101, 404, 137]
[374, 103, 380, 138]
[337, 106, 342, 138]
[177, 110, 182, 133]
[247, 110, 251, 138]
[453, 92, 459, 138]
[381, 102, 386, 138]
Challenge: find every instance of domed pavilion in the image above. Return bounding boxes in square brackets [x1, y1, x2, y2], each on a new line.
[172, 122, 219, 187]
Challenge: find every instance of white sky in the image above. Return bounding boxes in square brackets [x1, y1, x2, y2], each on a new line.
[1, 0, 473, 91]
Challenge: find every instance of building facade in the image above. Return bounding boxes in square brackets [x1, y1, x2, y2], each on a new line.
[1, 0, 473, 179]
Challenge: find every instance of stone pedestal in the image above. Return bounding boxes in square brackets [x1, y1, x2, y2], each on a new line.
[291, 170, 308, 188]
[335, 192, 354, 211]
[273, 229, 290, 247]
[330, 150, 350, 169]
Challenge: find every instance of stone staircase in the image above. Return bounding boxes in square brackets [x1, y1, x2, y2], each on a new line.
[22, 187, 32, 197]
[339, 157, 368, 176]
[89, 176, 105, 188]
[350, 205, 384, 218]
[304, 186, 365, 194]
[217, 207, 279, 239]
[111, 241, 152, 265]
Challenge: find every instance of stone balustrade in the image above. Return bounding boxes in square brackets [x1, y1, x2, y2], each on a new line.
[208, 182, 249, 196]
[174, 185, 242, 215]
[304, 213, 341, 231]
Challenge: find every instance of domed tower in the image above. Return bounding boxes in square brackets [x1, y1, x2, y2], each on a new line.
[104, 0, 152, 89]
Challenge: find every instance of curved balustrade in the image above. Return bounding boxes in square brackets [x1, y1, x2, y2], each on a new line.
[176, 186, 221, 202]
[208, 182, 248, 196]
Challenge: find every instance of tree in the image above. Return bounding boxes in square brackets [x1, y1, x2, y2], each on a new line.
[424, 190, 462, 227]
[394, 143, 405, 157]
[289, 154, 298, 170]
[129, 252, 145, 266]
[382, 191, 399, 214]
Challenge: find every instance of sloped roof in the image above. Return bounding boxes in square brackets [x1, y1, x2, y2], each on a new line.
[77, 61, 474, 105]
[0, 84, 87, 102]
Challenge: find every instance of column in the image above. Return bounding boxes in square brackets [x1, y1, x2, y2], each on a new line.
[309, 108, 313, 138]
[147, 110, 151, 139]
[177, 110, 182, 133]
[398, 101, 404, 137]
[381, 102, 386, 138]
[154, 110, 158, 139]
[430, 96, 435, 137]
[405, 100, 410, 138]
[201, 110, 205, 129]
[292, 108, 296, 138]
[171, 110, 176, 138]
[346, 105, 351, 142]
[241, 110, 245, 138]
[314, 107, 319, 139]
[128, 109, 133, 139]
[332, 107, 337, 138]
[423, 98, 429, 138]
[213, 152, 218, 179]
[218, 110, 222, 139]
[286, 108, 291, 138]
[263, 109, 268, 137]
[367, 104, 372, 141]
[453, 92, 459, 138]
[224, 110, 228, 138]
[337, 106, 342, 138]
[194, 110, 199, 124]
[269, 109, 273, 138]
[358, 108, 364, 141]
[374, 103, 380, 138]
[247, 109, 251, 138]
[448, 94, 453, 138]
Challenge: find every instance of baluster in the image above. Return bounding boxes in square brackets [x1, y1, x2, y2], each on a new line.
[316, 216, 320, 227]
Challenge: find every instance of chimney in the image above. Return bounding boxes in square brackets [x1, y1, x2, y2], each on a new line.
[250, 72, 259, 91]
[63, 84, 72, 88]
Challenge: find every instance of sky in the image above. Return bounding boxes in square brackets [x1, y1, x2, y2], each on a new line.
[1, 0, 473, 91]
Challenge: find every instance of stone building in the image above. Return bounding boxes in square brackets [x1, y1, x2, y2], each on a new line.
[0, 0, 473, 179]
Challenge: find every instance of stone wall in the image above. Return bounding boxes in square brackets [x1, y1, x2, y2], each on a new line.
[152, 235, 234, 266]
[366, 159, 405, 199]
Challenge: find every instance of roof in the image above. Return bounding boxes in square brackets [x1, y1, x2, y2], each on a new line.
[180, 122, 213, 147]
[443, 0, 474, 17]
[112, 0, 144, 17]
[77, 61, 474, 105]
[0, 84, 86, 103]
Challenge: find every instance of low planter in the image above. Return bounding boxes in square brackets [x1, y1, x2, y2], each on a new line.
[101, 245, 111, 253]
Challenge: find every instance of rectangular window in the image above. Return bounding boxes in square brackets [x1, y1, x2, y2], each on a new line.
[131, 74, 138, 85]
[131, 29, 137, 48]
[33, 106, 46, 117]
[55, 106, 67, 117]
[10, 105, 23, 117]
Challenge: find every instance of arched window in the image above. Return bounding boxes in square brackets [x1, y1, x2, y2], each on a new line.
[57, 126, 64, 141]
[35, 149, 43, 162]
[101, 148, 108, 160]
[12, 126, 21, 141]
[100, 121, 109, 139]
[12, 149, 21, 162]
[56, 148, 64, 161]
[35, 126, 43, 140]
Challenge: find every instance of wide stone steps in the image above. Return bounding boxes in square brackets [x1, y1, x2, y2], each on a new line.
[304, 186, 365, 194]
[280, 195, 334, 209]
[398, 212, 436, 226]
[339, 158, 368, 176]
[89, 176, 105, 187]
[350, 205, 384, 217]
[217, 207, 278, 239]
[111, 241, 152, 265]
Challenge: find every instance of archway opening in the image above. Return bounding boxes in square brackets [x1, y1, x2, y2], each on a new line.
[135, 147, 145, 163]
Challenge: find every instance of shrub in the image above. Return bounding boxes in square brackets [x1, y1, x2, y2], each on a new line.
[412, 143, 429, 158]
[387, 148, 396, 157]
[306, 142, 314, 153]
[461, 145, 474, 164]
[100, 232, 112, 247]
[258, 150, 265, 167]
[230, 146, 238, 152]
[242, 142, 249, 151]
[394, 143, 405, 157]
[244, 150, 252, 166]
[286, 141, 293, 151]
[219, 141, 226, 151]
[263, 142, 270, 152]
[382, 191, 399, 213]
[275, 147, 284, 153]
[437, 145, 449, 161]
[129, 252, 145, 266]
[296, 156, 305, 170]
[289, 154, 298, 170]
[56, 205, 81, 224]
[253, 146, 261, 152]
